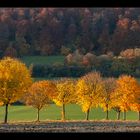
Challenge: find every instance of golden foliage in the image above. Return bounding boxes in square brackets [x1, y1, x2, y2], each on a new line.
[0, 57, 32, 105]
[130, 103, 140, 112]
[24, 80, 57, 110]
[100, 78, 117, 111]
[53, 78, 76, 106]
[130, 84, 140, 112]
[111, 75, 140, 112]
[76, 72, 104, 113]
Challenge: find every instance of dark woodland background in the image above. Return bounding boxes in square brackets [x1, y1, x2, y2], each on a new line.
[1, 8, 140, 57]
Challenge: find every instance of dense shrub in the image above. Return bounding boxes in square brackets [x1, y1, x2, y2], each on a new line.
[32, 65, 93, 78]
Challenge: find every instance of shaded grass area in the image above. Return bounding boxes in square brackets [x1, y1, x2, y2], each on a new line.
[0, 104, 138, 122]
[21, 55, 65, 67]
[33, 77, 61, 81]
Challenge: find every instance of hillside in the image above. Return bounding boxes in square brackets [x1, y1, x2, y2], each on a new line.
[1, 8, 140, 58]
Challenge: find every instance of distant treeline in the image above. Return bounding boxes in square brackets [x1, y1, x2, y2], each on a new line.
[1, 8, 140, 57]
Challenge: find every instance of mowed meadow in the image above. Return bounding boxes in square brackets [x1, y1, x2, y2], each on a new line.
[0, 104, 138, 122]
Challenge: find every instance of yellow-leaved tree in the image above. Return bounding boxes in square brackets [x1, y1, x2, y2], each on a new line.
[0, 57, 32, 123]
[76, 71, 104, 120]
[129, 84, 140, 120]
[100, 78, 116, 120]
[53, 78, 76, 121]
[23, 80, 57, 122]
[112, 75, 140, 120]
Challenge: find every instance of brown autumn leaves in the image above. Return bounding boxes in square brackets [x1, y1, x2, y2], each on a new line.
[0, 57, 140, 123]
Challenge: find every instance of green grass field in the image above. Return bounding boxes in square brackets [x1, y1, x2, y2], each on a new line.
[0, 104, 138, 122]
[21, 55, 65, 67]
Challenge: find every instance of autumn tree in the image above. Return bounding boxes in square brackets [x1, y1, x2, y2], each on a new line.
[134, 48, 140, 57]
[110, 17, 130, 54]
[15, 36, 30, 56]
[98, 24, 111, 53]
[0, 57, 32, 123]
[119, 48, 140, 59]
[4, 46, 17, 58]
[61, 46, 71, 56]
[23, 80, 57, 122]
[130, 82, 140, 120]
[113, 75, 140, 120]
[76, 71, 104, 120]
[53, 78, 76, 121]
[65, 53, 73, 65]
[100, 78, 116, 120]
[120, 49, 135, 59]
[82, 53, 96, 66]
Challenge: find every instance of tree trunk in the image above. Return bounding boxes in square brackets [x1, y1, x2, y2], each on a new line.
[106, 104, 109, 120]
[37, 108, 40, 122]
[61, 104, 65, 120]
[117, 111, 121, 120]
[106, 110, 109, 120]
[138, 111, 140, 121]
[123, 110, 126, 120]
[4, 104, 8, 123]
[85, 109, 90, 121]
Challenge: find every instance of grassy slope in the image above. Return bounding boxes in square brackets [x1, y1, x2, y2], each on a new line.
[0, 104, 138, 122]
[21, 56, 65, 67]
